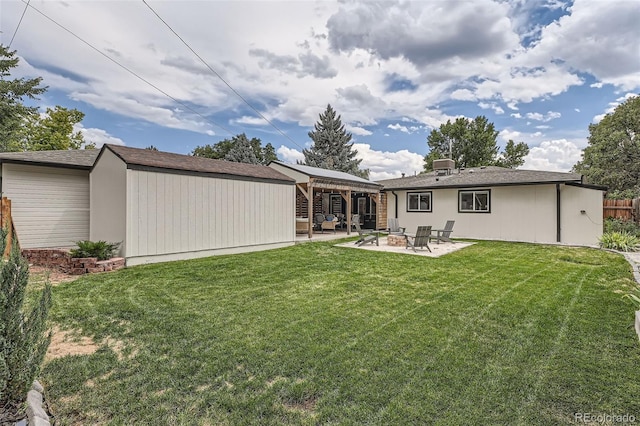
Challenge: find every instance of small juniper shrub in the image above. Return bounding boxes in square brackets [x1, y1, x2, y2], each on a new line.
[70, 240, 121, 261]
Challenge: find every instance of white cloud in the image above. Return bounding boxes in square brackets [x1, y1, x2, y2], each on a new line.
[500, 129, 521, 142]
[525, 111, 561, 122]
[478, 102, 505, 114]
[592, 92, 637, 123]
[388, 123, 410, 133]
[574, 108, 580, 112]
[75, 124, 125, 147]
[276, 145, 304, 164]
[524, 139, 583, 172]
[450, 89, 477, 101]
[346, 125, 373, 136]
[590, 82, 603, 89]
[510, 113, 522, 119]
[353, 143, 424, 180]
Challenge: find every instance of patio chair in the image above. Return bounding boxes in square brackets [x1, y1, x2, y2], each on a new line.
[321, 214, 339, 233]
[433, 220, 455, 244]
[353, 220, 374, 244]
[387, 218, 405, 235]
[314, 213, 326, 231]
[405, 226, 432, 253]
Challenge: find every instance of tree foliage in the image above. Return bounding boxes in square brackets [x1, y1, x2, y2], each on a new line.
[0, 45, 46, 152]
[424, 116, 528, 171]
[573, 95, 640, 195]
[0, 44, 92, 152]
[192, 133, 278, 165]
[0, 229, 52, 422]
[303, 104, 369, 179]
[17, 106, 91, 151]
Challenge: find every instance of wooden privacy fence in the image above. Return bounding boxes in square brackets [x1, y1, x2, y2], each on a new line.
[603, 198, 640, 223]
[0, 196, 17, 257]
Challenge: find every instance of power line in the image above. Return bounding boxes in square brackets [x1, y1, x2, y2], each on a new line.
[141, 0, 306, 151]
[9, 0, 31, 48]
[20, 0, 236, 137]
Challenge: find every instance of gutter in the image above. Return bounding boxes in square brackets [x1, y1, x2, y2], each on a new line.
[556, 184, 561, 243]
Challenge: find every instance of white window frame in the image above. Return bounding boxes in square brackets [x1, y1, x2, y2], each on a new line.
[407, 192, 432, 212]
[458, 189, 491, 213]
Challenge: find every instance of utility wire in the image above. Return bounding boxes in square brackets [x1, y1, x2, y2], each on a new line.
[9, 0, 31, 48]
[20, 0, 236, 137]
[141, 0, 305, 151]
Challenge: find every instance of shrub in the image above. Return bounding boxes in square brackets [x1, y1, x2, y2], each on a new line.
[604, 218, 640, 238]
[70, 240, 121, 261]
[625, 288, 640, 310]
[0, 228, 52, 422]
[599, 232, 640, 252]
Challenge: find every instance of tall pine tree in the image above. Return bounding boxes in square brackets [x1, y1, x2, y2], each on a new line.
[224, 133, 259, 164]
[303, 104, 368, 179]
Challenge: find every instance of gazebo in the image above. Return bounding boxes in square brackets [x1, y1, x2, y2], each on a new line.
[269, 162, 386, 238]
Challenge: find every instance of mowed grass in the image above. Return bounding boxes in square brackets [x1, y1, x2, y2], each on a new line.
[39, 240, 640, 425]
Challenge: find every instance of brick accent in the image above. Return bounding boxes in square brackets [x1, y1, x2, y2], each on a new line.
[387, 234, 406, 247]
[21, 249, 125, 275]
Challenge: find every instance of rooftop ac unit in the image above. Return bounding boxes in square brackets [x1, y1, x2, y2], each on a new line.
[433, 159, 455, 175]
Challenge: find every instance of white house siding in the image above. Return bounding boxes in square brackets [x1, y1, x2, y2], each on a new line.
[125, 169, 295, 265]
[1, 164, 89, 248]
[389, 184, 599, 245]
[560, 184, 603, 246]
[90, 149, 127, 256]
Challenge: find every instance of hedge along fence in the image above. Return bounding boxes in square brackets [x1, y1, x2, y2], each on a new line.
[603, 198, 640, 223]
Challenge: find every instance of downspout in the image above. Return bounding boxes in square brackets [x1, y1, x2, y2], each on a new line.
[556, 184, 561, 243]
[391, 191, 399, 218]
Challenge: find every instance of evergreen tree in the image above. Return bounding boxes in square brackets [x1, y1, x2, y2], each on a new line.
[303, 104, 368, 179]
[224, 133, 259, 164]
[262, 143, 278, 165]
[193, 134, 278, 165]
[0, 229, 52, 422]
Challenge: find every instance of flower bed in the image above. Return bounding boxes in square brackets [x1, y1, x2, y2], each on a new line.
[21, 249, 125, 275]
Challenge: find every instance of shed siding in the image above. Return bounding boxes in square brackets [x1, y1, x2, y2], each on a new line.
[90, 149, 127, 256]
[389, 184, 576, 244]
[2, 164, 89, 248]
[126, 169, 295, 264]
[269, 163, 309, 184]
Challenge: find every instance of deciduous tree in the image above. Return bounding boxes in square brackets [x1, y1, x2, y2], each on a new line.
[192, 134, 278, 165]
[18, 106, 91, 151]
[573, 95, 640, 195]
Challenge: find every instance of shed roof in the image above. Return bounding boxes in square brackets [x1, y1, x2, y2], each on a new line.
[0, 149, 99, 170]
[103, 144, 294, 183]
[270, 161, 382, 187]
[377, 166, 584, 190]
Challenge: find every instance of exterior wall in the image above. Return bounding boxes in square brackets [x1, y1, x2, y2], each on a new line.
[560, 185, 603, 246]
[1, 164, 89, 248]
[387, 184, 599, 245]
[90, 149, 127, 256]
[125, 169, 296, 265]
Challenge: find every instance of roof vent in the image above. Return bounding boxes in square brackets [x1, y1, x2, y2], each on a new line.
[433, 158, 455, 176]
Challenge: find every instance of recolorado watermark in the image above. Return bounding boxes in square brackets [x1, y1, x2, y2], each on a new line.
[575, 412, 636, 424]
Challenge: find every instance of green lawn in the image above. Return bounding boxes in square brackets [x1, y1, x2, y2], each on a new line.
[39, 240, 640, 425]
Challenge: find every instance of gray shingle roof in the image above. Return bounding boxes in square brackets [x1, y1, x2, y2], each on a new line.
[377, 166, 583, 189]
[0, 149, 99, 169]
[105, 145, 294, 183]
[271, 161, 381, 187]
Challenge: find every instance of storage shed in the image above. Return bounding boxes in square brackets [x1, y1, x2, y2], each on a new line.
[92, 145, 296, 265]
[0, 150, 99, 248]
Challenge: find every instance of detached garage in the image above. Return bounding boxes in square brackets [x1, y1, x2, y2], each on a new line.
[91, 144, 296, 266]
[0, 150, 98, 249]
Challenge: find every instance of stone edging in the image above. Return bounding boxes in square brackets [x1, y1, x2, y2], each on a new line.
[620, 252, 640, 342]
[26, 380, 50, 426]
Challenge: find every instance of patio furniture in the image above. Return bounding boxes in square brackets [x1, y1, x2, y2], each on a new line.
[314, 213, 326, 231]
[321, 214, 339, 233]
[405, 226, 432, 253]
[433, 220, 455, 244]
[358, 231, 379, 247]
[353, 220, 374, 244]
[387, 218, 405, 235]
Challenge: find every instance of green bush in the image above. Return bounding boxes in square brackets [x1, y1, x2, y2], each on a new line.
[599, 232, 640, 252]
[625, 288, 640, 310]
[70, 240, 121, 261]
[604, 218, 640, 237]
[0, 228, 52, 422]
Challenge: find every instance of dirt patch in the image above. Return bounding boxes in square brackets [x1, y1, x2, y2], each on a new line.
[46, 327, 99, 361]
[283, 396, 318, 413]
[29, 266, 79, 286]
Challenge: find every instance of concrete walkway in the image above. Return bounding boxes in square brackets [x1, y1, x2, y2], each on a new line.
[624, 252, 640, 285]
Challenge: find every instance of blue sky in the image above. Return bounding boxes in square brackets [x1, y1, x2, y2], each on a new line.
[1, 0, 638, 180]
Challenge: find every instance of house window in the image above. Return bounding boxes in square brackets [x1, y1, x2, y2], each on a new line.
[459, 190, 491, 213]
[407, 192, 432, 212]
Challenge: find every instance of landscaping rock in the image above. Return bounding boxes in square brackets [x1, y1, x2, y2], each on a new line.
[26, 390, 47, 421]
[32, 380, 44, 393]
